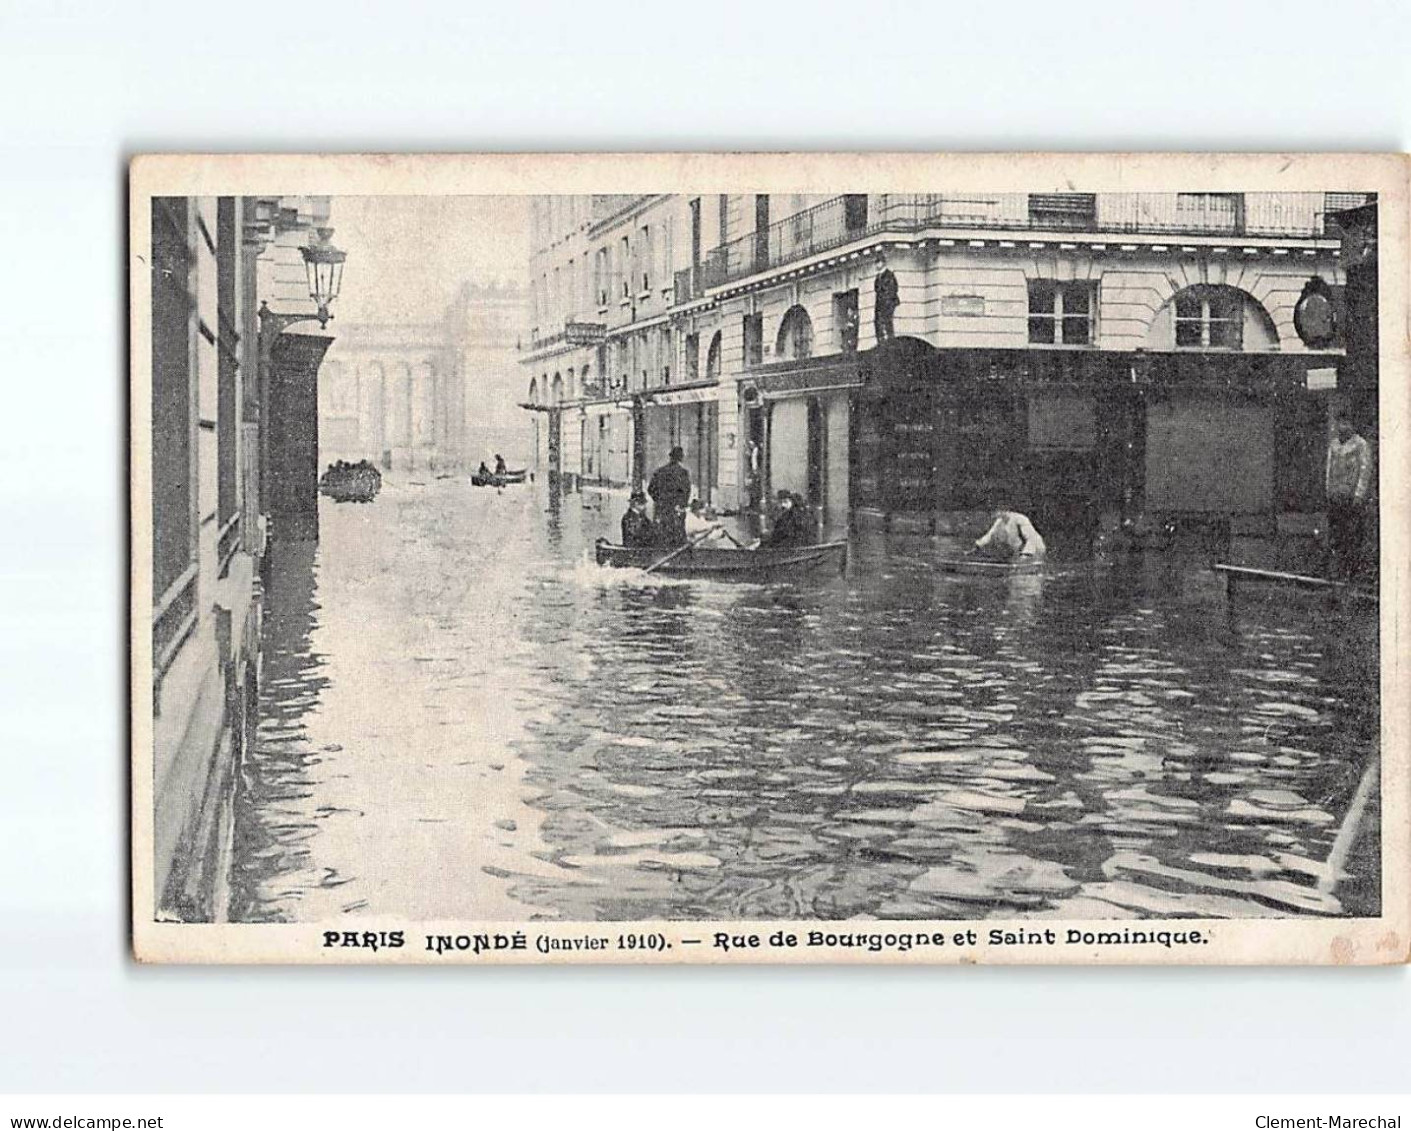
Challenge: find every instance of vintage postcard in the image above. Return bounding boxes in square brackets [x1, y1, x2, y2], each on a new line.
[130, 153, 1408, 964]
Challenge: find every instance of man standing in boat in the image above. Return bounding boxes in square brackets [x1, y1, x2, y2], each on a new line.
[1325, 409, 1373, 581]
[648, 446, 692, 545]
[972, 508, 1046, 561]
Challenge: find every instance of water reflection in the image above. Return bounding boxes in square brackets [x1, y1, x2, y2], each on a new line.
[231, 479, 1380, 923]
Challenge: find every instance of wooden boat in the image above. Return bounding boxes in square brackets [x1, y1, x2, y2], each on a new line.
[937, 555, 1045, 576]
[472, 469, 528, 487]
[595, 538, 848, 580]
[319, 462, 382, 503]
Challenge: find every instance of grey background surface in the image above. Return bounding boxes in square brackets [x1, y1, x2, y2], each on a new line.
[1, 0, 1408, 1093]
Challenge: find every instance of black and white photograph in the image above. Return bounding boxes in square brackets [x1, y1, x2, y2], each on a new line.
[130, 154, 1407, 964]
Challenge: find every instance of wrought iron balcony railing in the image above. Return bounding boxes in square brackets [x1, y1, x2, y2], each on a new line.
[702, 192, 1365, 289]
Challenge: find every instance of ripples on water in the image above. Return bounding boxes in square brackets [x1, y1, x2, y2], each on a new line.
[230, 478, 1380, 923]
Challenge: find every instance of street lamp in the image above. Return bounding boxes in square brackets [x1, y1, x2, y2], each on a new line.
[258, 226, 347, 336]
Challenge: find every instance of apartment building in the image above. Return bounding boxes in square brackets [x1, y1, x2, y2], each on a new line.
[523, 190, 1370, 537]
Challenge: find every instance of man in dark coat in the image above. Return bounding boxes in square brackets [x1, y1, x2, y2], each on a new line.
[874, 256, 899, 343]
[620, 493, 657, 547]
[648, 446, 692, 545]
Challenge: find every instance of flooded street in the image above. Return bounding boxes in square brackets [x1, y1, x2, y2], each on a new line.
[231, 478, 1380, 923]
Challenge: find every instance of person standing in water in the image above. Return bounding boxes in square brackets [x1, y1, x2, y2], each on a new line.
[973, 508, 1046, 561]
[1324, 409, 1373, 581]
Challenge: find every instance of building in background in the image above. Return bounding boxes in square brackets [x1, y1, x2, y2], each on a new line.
[522, 191, 1372, 541]
[318, 280, 527, 472]
[147, 194, 334, 921]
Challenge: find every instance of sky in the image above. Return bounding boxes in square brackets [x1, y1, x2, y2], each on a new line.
[327, 196, 529, 325]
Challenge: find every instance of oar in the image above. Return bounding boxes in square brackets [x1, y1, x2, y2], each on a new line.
[718, 525, 748, 549]
[642, 526, 718, 575]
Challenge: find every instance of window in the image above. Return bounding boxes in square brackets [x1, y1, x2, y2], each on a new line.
[1174, 286, 1244, 350]
[215, 198, 239, 556]
[619, 236, 630, 299]
[843, 194, 869, 233]
[639, 225, 652, 293]
[660, 326, 672, 384]
[595, 248, 609, 307]
[1028, 193, 1097, 230]
[1175, 193, 1243, 233]
[834, 290, 860, 353]
[743, 313, 764, 366]
[151, 198, 194, 602]
[705, 331, 722, 380]
[776, 305, 814, 361]
[684, 333, 700, 381]
[1028, 280, 1095, 346]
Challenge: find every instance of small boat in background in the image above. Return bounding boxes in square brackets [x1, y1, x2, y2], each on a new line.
[595, 539, 848, 580]
[937, 556, 1045, 576]
[319, 460, 382, 503]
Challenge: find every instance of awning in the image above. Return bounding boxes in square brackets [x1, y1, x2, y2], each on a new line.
[643, 384, 721, 407]
[751, 357, 865, 400]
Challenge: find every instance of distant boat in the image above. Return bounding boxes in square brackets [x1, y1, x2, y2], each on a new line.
[319, 461, 382, 503]
[471, 468, 528, 487]
[595, 538, 848, 580]
[937, 556, 1045, 576]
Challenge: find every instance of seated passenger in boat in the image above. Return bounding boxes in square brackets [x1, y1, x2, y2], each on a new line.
[621, 493, 658, 548]
[477, 461, 492, 477]
[684, 498, 725, 542]
[973, 508, 1046, 561]
[763, 491, 813, 548]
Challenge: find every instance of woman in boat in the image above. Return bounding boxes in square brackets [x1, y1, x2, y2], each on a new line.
[684, 498, 726, 543]
[973, 508, 1046, 561]
[621, 493, 658, 548]
[763, 491, 813, 548]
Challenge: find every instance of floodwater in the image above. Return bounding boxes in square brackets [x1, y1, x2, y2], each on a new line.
[230, 477, 1380, 923]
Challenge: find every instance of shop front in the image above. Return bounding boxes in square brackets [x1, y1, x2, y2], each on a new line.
[636, 381, 720, 503]
[744, 352, 862, 531]
[850, 337, 1339, 539]
[579, 399, 634, 488]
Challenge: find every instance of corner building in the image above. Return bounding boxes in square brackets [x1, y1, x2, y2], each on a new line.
[522, 191, 1370, 539]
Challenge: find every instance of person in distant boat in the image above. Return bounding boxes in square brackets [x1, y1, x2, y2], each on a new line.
[494, 454, 508, 475]
[1324, 409, 1372, 581]
[648, 446, 692, 545]
[973, 508, 1046, 561]
[763, 490, 813, 547]
[620, 493, 657, 548]
[477, 461, 492, 477]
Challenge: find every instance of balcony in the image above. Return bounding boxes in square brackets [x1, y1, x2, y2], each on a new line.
[702, 192, 1364, 289]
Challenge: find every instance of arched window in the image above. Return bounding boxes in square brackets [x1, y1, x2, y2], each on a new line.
[776, 305, 814, 361]
[551, 373, 564, 405]
[580, 363, 594, 396]
[705, 331, 723, 380]
[566, 367, 575, 401]
[1158, 285, 1277, 352]
[528, 377, 539, 405]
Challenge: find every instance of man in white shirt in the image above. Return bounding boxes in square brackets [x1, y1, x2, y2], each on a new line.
[1325, 410, 1373, 580]
[973, 509, 1047, 561]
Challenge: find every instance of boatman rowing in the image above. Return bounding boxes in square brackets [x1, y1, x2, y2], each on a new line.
[972, 507, 1046, 561]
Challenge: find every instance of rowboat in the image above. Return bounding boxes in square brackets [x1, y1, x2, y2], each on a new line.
[319, 462, 382, 503]
[595, 538, 849, 580]
[471, 469, 528, 487]
[937, 556, 1045, 576]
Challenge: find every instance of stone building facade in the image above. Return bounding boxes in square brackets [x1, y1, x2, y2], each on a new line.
[146, 194, 332, 920]
[522, 191, 1372, 538]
